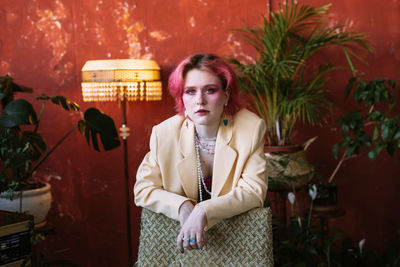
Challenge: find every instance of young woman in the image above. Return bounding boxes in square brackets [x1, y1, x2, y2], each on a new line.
[134, 54, 268, 253]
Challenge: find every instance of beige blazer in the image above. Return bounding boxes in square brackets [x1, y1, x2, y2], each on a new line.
[134, 109, 268, 228]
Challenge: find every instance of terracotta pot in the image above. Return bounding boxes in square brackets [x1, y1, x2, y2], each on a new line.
[0, 183, 52, 228]
[313, 183, 337, 211]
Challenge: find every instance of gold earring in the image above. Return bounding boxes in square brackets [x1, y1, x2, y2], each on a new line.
[184, 110, 188, 128]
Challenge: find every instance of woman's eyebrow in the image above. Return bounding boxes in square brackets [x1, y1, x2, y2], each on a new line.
[184, 84, 219, 89]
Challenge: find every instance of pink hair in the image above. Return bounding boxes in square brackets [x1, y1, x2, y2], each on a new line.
[168, 54, 243, 116]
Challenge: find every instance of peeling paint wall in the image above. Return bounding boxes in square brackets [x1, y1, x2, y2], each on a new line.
[1, 0, 399, 266]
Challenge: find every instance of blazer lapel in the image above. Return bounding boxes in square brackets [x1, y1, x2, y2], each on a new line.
[212, 120, 237, 197]
[177, 119, 198, 201]
[176, 117, 238, 200]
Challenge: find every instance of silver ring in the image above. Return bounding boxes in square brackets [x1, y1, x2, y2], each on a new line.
[189, 238, 196, 243]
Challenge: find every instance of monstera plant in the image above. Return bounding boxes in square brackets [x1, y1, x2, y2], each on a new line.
[0, 74, 121, 194]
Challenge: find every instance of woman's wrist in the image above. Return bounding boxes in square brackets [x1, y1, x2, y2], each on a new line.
[194, 203, 204, 213]
[179, 200, 195, 224]
[179, 200, 195, 214]
[193, 204, 208, 229]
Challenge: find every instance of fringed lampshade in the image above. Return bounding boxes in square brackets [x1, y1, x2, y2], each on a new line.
[81, 59, 162, 102]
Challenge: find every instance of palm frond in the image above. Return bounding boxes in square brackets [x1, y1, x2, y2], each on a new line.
[231, 0, 372, 145]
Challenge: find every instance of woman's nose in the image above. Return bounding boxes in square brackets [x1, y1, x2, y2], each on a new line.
[195, 92, 205, 105]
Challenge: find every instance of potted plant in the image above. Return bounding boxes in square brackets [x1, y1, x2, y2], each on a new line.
[313, 76, 400, 210]
[275, 186, 397, 266]
[0, 74, 121, 226]
[274, 185, 349, 266]
[229, 0, 372, 190]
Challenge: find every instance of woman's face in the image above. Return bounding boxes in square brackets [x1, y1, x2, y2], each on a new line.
[182, 69, 229, 128]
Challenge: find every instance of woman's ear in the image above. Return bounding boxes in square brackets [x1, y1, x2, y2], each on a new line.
[225, 90, 230, 105]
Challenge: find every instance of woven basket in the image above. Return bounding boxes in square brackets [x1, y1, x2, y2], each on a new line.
[136, 207, 274, 267]
[266, 149, 313, 191]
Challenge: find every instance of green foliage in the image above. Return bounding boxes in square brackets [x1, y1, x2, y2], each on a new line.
[36, 94, 80, 112]
[333, 77, 400, 162]
[277, 222, 400, 266]
[0, 75, 32, 107]
[274, 190, 399, 266]
[0, 74, 120, 193]
[0, 99, 38, 127]
[274, 210, 350, 266]
[78, 108, 121, 151]
[230, 0, 372, 145]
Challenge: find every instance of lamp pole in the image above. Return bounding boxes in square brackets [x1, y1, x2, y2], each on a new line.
[120, 91, 133, 266]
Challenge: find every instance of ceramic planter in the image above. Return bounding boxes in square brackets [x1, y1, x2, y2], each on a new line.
[0, 182, 52, 228]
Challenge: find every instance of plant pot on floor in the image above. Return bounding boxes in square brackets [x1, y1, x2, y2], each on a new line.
[313, 183, 337, 211]
[0, 182, 52, 228]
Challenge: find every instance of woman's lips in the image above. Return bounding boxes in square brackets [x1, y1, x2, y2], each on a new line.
[195, 109, 209, 115]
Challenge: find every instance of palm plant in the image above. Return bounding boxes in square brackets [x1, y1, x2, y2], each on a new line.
[230, 0, 372, 146]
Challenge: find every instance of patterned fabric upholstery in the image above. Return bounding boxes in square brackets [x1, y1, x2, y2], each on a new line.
[136, 207, 274, 267]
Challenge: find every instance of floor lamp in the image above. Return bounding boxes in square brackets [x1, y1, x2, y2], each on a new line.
[81, 59, 162, 266]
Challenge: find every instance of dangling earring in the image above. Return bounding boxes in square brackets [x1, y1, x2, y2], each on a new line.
[184, 110, 188, 128]
[223, 103, 228, 126]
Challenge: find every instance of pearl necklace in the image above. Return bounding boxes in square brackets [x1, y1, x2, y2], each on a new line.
[195, 131, 212, 202]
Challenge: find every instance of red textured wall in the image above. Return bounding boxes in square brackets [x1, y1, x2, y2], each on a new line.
[1, 0, 399, 266]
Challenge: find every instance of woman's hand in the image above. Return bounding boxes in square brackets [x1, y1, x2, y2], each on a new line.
[177, 204, 208, 253]
[179, 200, 194, 226]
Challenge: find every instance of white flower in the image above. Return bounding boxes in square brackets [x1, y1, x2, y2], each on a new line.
[359, 239, 366, 254]
[309, 184, 317, 200]
[288, 192, 295, 205]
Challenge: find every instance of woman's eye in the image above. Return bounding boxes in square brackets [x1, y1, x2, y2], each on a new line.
[184, 89, 196, 95]
[206, 87, 218, 93]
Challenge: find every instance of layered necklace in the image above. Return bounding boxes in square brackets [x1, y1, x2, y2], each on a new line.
[195, 133, 216, 154]
[194, 131, 215, 202]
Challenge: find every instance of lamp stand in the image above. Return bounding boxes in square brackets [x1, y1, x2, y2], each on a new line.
[120, 95, 133, 266]
[81, 58, 162, 267]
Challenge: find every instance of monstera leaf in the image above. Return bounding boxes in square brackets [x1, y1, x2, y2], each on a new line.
[78, 108, 120, 151]
[22, 131, 47, 159]
[37, 94, 80, 112]
[0, 75, 33, 107]
[0, 99, 38, 127]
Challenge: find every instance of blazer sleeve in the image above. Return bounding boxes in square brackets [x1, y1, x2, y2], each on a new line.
[134, 126, 194, 222]
[198, 118, 268, 229]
